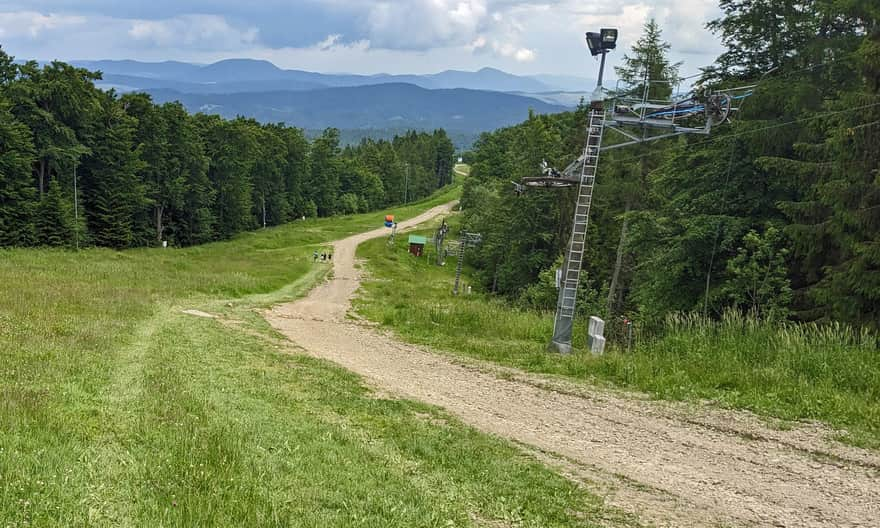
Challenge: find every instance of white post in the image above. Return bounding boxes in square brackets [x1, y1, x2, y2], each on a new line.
[587, 316, 606, 355]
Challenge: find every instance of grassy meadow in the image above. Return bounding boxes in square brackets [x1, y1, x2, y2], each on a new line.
[0, 176, 628, 527]
[354, 214, 880, 449]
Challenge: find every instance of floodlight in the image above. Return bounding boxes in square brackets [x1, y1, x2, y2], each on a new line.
[600, 28, 618, 49]
[585, 32, 603, 56]
[586, 28, 618, 56]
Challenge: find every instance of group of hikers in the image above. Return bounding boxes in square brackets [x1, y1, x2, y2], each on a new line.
[313, 250, 332, 263]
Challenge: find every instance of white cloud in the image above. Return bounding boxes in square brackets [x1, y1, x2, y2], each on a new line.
[490, 41, 535, 62]
[0, 1, 725, 77]
[364, 0, 489, 50]
[315, 34, 343, 51]
[354, 0, 538, 63]
[0, 11, 85, 38]
[128, 14, 257, 51]
[514, 48, 535, 62]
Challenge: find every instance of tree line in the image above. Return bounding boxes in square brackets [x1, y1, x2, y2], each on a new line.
[461, 1, 879, 330]
[0, 50, 455, 249]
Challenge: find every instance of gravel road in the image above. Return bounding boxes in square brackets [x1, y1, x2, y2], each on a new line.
[265, 201, 880, 528]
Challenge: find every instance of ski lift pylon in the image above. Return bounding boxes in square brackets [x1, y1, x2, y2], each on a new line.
[604, 79, 754, 149]
[514, 72, 755, 194]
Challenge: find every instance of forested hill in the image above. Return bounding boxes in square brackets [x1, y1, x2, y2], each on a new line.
[461, 4, 880, 330]
[0, 50, 456, 249]
[76, 59, 560, 94]
[145, 83, 567, 136]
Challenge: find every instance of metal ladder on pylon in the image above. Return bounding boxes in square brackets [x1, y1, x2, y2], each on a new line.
[452, 232, 482, 295]
[550, 108, 606, 353]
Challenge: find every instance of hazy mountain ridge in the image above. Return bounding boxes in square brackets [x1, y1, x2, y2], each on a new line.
[65, 58, 576, 146]
[146, 83, 568, 133]
[74, 59, 586, 94]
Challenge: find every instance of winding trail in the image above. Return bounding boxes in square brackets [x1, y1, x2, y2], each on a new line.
[265, 201, 880, 528]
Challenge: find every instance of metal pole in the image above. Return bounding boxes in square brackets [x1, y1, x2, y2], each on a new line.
[549, 108, 606, 353]
[591, 51, 608, 103]
[73, 162, 79, 250]
[388, 222, 397, 246]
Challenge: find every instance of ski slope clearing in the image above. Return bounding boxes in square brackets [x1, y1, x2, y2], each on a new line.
[267, 201, 880, 528]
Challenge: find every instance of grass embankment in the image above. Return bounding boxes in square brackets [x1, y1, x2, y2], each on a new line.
[1, 174, 621, 527]
[355, 213, 880, 449]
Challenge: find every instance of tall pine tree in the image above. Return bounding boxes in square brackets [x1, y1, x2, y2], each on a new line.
[81, 92, 147, 249]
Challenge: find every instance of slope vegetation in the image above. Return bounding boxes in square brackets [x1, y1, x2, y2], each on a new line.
[0, 183, 624, 527]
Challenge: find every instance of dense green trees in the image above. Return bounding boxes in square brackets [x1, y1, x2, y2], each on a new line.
[0, 93, 36, 246]
[0, 47, 455, 249]
[461, 3, 879, 330]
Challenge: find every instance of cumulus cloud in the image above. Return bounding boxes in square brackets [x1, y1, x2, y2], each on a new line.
[128, 14, 258, 51]
[363, 0, 488, 50]
[315, 34, 343, 51]
[0, 0, 725, 76]
[349, 0, 539, 63]
[489, 41, 535, 62]
[0, 11, 85, 38]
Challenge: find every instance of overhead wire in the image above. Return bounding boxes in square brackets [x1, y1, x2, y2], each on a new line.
[602, 51, 867, 165]
[604, 101, 880, 167]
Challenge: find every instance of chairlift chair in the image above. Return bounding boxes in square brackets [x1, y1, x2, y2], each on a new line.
[519, 159, 583, 189]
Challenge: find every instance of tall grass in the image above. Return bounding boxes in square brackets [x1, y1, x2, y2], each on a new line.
[356, 219, 880, 448]
[595, 312, 880, 444]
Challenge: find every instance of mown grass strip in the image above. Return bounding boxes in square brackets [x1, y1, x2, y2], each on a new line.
[1, 175, 626, 527]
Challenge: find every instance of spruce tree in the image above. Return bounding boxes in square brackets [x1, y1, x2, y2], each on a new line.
[605, 19, 681, 316]
[280, 126, 310, 219]
[0, 95, 37, 246]
[614, 18, 681, 100]
[768, 29, 880, 327]
[35, 179, 75, 247]
[199, 116, 257, 238]
[251, 124, 289, 228]
[161, 103, 213, 245]
[81, 93, 147, 249]
[123, 93, 174, 245]
[308, 128, 341, 216]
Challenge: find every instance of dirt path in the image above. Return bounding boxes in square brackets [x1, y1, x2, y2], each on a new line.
[265, 203, 880, 528]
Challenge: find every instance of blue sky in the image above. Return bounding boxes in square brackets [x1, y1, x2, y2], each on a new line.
[0, 1, 725, 78]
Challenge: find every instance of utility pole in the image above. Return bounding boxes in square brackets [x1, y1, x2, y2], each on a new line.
[405, 163, 410, 204]
[435, 219, 449, 266]
[73, 161, 79, 251]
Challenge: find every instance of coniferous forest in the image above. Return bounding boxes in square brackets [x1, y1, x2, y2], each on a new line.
[0, 48, 456, 249]
[461, 2, 879, 330]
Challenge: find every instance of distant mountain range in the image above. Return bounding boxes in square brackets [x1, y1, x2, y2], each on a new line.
[146, 83, 567, 132]
[74, 59, 593, 94]
[59, 58, 591, 146]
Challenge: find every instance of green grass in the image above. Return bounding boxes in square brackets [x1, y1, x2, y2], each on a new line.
[354, 214, 880, 449]
[0, 174, 625, 527]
